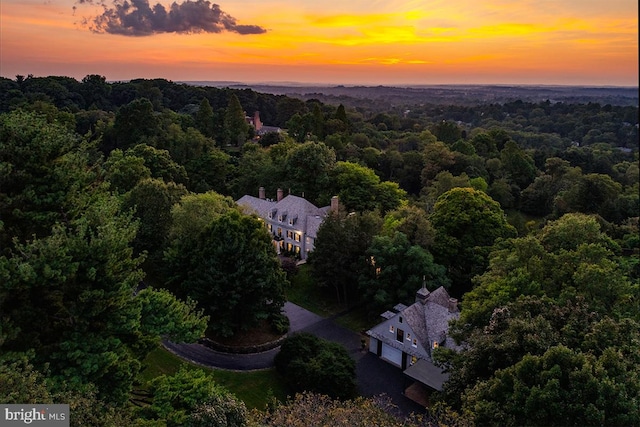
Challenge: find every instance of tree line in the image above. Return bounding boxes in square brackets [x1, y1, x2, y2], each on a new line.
[1, 74, 637, 425]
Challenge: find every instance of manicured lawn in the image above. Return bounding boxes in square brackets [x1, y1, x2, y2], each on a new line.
[334, 305, 377, 333]
[286, 263, 345, 317]
[287, 264, 376, 333]
[138, 346, 290, 410]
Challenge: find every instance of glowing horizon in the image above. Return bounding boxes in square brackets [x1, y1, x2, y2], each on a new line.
[1, 0, 637, 86]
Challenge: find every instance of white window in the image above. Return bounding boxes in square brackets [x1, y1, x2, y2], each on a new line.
[412, 339, 417, 348]
[406, 333, 411, 341]
[389, 325, 394, 333]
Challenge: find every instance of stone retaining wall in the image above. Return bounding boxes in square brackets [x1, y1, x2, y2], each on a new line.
[199, 335, 287, 354]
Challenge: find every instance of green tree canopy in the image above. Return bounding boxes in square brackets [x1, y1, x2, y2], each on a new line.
[224, 93, 249, 146]
[458, 213, 634, 331]
[430, 187, 517, 293]
[0, 110, 98, 244]
[499, 140, 537, 189]
[284, 141, 336, 204]
[308, 211, 382, 306]
[165, 209, 287, 337]
[440, 296, 640, 425]
[330, 161, 407, 213]
[0, 110, 209, 404]
[463, 345, 640, 426]
[113, 98, 158, 150]
[127, 143, 188, 184]
[274, 333, 357, 400]
[359, 231, 449, 316]
[381, 204, 435, 249]
[122, 178, 188, 260]
[167, 191, 236, 245]
[195, 97, 216, 139]
[104, 149, 151, 193]
[145, 366, 247, 427]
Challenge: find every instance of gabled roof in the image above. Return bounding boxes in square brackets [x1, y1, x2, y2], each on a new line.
[237, 195, 274, 218]
[237, 194, 328, 237]
[367, 286, 460, 361]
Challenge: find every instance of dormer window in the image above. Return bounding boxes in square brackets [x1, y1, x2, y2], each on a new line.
[412, 339, 418, 348]
[389, 325, 394, 333]
[268, 209, 277, 219]
[433, 341, 439, 349]
[288, 216, 297, 225]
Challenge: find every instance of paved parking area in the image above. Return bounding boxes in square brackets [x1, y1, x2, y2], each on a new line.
[165, 302, 426, 417]
[283, 301, 324, 332]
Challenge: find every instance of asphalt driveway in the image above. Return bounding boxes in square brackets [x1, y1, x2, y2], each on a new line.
[164, 301, 425, 416]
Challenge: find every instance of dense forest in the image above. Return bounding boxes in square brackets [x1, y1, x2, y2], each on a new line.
[0, 75, 638, 426]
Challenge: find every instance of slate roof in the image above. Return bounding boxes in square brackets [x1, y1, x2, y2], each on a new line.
[237, 194, 328, 238]
[404, 287, 459, 357]
[367, 286, 460, 361]
[237, 195, 274, 218]
[404, 359, 450, 391]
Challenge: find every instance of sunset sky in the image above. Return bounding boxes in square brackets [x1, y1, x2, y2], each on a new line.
[1, 0, 638, 86]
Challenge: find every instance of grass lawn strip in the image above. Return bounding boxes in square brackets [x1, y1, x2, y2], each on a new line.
[138, 346, 289, 410]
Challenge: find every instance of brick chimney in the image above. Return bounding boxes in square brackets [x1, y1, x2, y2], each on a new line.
[253, 111, 262, 132]
[259, 187, 266, 200]
[277, 188, 284, 202]
[330, 196, 339, 213]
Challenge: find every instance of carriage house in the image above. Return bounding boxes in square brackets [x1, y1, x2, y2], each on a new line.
[366, 285, 460, 391]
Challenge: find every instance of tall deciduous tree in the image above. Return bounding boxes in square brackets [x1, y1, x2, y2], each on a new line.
[275, 334, 357, 400]
[382, 204, 435, 249]
[308, 211, 382, 306]
[330, 161, 406, 213]
[165, 209, 287, 337]
[104, 149, 151, 193]
[113, 98, 158, 150]
[458, 213, 636, 332]
[359, 232, 449, 316]
[463, 345, 640, 426]
[499, 140, 537, 190]
[122, 178, 188, 260]
[0, 110, 208, 405]
[127, 143, 188, 184]
[430, 187, 517, 293]
[284, 141, 336, 205]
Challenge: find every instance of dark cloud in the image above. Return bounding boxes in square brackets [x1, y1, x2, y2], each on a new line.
[84, 0, 266, 36]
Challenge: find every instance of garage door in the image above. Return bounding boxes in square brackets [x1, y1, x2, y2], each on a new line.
[381, 343, 402, 367]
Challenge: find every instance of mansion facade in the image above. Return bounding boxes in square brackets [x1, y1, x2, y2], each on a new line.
[237, 188, 337, 260]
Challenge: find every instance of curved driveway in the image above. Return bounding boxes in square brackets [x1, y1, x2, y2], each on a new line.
[164, 301, 425, 415]
[164, 302, 323, 370]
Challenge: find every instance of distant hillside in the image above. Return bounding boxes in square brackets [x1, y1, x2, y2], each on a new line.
[184, 82, 639, 108]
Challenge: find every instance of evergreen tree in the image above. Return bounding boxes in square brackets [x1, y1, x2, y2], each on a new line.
[195, 98, 215, 138]
[224, 93, 249, 146]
